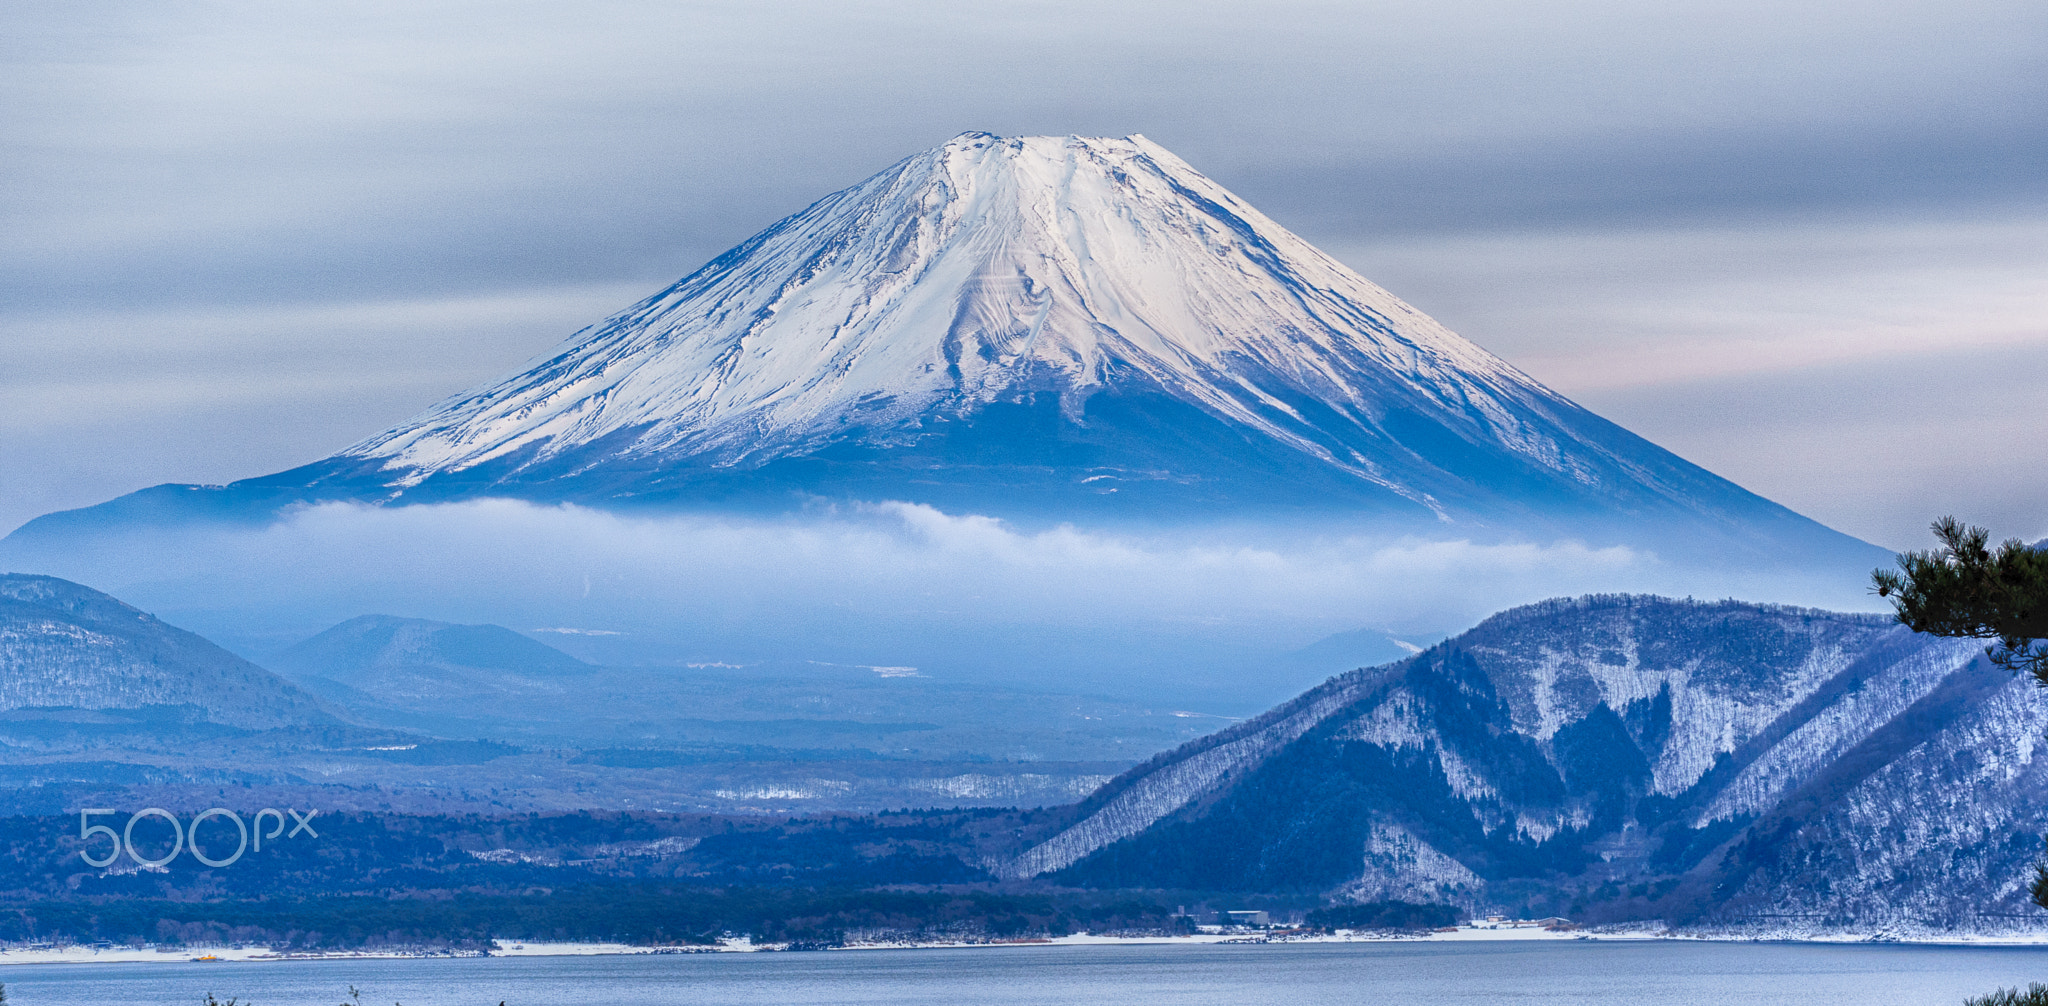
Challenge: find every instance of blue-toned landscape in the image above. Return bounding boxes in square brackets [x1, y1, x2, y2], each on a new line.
[3, 2, 2045, 1004]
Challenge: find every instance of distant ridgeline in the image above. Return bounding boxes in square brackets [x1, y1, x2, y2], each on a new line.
[2, 587, 2044, 939]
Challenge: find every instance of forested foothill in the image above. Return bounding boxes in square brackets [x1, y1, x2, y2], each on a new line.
[0, 809, 1432, 948]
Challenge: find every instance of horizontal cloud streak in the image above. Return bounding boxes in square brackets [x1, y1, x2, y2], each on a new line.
[5, 0, 2043, 310]
[1333, 213, 2048, 393]
[1330, 210, 2048, 548]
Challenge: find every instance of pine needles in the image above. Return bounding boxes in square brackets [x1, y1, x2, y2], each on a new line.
[1964, 984, 2048, 1006]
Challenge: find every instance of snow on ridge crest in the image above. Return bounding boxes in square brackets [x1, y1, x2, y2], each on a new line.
[344, 132, 1577, 489]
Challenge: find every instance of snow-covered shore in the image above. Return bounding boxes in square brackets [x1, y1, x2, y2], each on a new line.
[8, 923, 2048, 967]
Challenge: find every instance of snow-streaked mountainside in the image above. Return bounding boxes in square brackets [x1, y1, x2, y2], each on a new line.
[0, 574, 338, 732]
[350, 131, 1557, 514]
[1022, 595, 2042, 929]
[9, 133, 1872, 560]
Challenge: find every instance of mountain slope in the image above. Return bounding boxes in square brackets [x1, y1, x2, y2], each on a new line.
[0, 574, 339, 732]
[266, 614, 593, 728]
[9, 133, 1873, 563]
[274, 614, 587, 683]
[1011, 595, 2037, 928]
[330, 132, 1634, 519]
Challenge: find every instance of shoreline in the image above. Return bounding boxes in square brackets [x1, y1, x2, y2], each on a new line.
[8, 925, 2048, 967]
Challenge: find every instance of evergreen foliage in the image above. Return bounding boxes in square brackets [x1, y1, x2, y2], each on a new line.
[1872, 518, 2048, 913]
[1874, 517, 2048, 949]
[0, 885, 1184, 949]
[1963, 984, 2048, 1006]
[1873, 517, 2048, 680]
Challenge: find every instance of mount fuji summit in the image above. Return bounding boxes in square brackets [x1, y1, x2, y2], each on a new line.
[10, 133, 1873, 563]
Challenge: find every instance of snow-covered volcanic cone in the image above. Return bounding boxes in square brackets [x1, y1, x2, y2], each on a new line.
[11, 133, 1870, 562]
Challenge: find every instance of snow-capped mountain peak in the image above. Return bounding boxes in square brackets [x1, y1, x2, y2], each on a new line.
[7, 132, 1883, 565]
[346, 133, 1574, 509]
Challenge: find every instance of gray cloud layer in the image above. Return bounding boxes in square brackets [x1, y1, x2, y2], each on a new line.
[8, 0, 2041, 306]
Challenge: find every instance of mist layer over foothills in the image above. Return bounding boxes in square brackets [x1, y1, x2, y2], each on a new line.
[3, 575, 2039, 945]
[0, 134, 2037, 947]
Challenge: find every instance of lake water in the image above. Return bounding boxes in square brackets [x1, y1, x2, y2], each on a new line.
[5, 940, 2047, 1006]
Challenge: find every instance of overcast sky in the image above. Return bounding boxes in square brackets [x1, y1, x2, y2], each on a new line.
[4, 0, 2045, 550]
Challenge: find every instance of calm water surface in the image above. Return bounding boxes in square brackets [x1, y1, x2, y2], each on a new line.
[6, 941, 2047, 1006]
